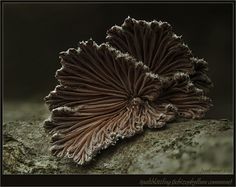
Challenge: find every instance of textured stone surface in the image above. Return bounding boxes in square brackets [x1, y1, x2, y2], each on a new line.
[3, 102, 233, 174]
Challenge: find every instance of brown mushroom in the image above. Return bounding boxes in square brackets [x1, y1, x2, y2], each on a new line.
[44, 40, 177, 165]
[106, 17, 213, 92]
[44, 18, 212, 165]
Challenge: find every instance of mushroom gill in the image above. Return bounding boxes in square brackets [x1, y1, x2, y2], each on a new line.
[44, 18, 212, 165]
[158, 72, 212, 119]
[44, 40, 177, 165]
[106, 17, 213, 91]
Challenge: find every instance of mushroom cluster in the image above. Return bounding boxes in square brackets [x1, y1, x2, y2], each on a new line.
[44, 17, 212, 165]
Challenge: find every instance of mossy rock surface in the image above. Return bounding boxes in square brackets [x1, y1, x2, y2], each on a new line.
[3, 102, 233, 174]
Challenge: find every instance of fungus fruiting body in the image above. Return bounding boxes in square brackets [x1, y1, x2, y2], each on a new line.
[44, 17, 212, 165]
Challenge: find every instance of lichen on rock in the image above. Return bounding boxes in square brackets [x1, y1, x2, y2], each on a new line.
[3, 102, 233, 174]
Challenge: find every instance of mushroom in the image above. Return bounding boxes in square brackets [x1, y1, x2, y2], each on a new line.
[106, 17, 213, 92]
[44, 18, 212, 165]
[44, 40, 178, 164]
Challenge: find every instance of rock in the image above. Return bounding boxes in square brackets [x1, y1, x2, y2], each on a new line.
[3, 102, 233, 174]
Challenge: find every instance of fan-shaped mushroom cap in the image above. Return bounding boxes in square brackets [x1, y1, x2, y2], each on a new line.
[44, 40, 177, 165]
[106, 17, 213, 91]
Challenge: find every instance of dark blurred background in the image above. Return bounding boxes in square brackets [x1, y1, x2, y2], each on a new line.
[3, 3, 233, 120]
